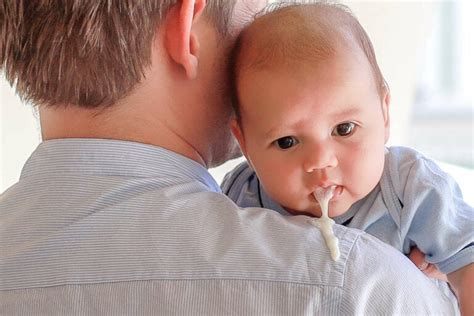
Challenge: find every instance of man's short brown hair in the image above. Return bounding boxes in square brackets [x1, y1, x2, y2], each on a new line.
[0, 0, 236, 108]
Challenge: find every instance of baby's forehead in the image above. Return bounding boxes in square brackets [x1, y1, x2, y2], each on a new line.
[236, 4, 362, 73]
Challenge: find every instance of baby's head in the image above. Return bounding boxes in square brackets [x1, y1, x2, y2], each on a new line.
[230, 2, 391, 218]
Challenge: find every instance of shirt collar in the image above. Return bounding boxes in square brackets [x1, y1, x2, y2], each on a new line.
[20, 138, 221, 193]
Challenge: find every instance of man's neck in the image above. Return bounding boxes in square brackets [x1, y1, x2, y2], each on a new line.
[39, 104, 207, 167]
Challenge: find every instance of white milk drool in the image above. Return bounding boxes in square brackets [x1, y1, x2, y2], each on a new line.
[310, 186, 340, 261]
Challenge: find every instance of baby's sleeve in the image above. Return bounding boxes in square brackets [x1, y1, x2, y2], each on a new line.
[394, 149, 474, 274]
[221, 160, 263, 208]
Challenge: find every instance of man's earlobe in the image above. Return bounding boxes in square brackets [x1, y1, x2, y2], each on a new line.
[164, 0, 206, 79]
[230, 118, 248, 157]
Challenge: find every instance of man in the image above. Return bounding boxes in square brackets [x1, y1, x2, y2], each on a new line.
[0, 1, 457, 314]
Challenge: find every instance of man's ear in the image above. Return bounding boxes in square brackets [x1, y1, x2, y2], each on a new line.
[230, 118, 248, 158]
[164, 0, 206, 79]
[382, 88, 391, 144]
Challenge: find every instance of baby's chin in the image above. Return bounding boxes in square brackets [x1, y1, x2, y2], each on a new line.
[285, 202, 350, 218]
[283, 205, 323, 218]
[284, 207, 319, 217]
[327, 204, 351, 218]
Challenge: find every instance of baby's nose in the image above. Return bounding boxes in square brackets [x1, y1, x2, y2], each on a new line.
[303, 143, 338, 173]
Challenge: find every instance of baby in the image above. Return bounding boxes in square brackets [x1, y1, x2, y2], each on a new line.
[222, 2, 473, 314]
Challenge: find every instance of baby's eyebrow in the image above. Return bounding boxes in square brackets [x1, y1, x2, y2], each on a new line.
[263, 107, 363, 138]
[332, 107, 363, 119]
[263, 124, 288, 140]
[264, 121, 304, 139]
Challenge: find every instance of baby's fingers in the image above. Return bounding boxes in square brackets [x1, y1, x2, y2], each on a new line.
[422, 264, 448, 282]
[409, 247, 426, 269]
[409, 247, 448, 281]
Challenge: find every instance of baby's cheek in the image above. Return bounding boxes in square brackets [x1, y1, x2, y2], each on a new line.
[258, 158, 334, 212]
[352, 148, 384, 194]
[267, 175, 304, 207]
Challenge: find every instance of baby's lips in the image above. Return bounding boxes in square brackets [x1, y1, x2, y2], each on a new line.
[312, 185, 343, 203]
[314, 185, 336, 201]
[331, 186, 343, 199]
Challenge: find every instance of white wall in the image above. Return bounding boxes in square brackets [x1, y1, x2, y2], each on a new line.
[0, 79, 41, 191]
[343, 1, 434, 146]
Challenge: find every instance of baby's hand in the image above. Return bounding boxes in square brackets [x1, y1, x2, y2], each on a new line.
[409, 247, 448, 282]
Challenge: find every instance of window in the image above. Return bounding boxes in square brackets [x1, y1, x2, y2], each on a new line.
[409, 1, 473, 168]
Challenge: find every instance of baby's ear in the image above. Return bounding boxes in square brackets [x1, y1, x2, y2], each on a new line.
[230, 118, 248, 157]
[382, 88, 391, 143]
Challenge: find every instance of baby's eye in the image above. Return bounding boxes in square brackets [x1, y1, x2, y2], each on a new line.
[274, 136, 298, 149]
[332, 122, 356, 137]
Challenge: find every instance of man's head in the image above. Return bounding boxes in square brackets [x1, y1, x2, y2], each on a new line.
[1, 0, 267, 168]
[0, 0, 236, 108]
[230, 2, 391, 217]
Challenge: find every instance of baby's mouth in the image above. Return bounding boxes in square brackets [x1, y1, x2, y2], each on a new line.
[330, 185, 343, 200]
[312, 185, 343, 200]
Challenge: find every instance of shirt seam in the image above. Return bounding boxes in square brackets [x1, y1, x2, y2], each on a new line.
[340, 232, 362, 313]
[0, 276, 345, 292]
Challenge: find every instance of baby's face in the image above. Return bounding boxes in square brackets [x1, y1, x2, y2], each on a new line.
[233, 52, 390, 218]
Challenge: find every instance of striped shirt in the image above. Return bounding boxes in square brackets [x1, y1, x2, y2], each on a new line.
[1, 139, 456, 315]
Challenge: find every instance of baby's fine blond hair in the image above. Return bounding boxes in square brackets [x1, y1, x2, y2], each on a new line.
[230, 1, 387, 119]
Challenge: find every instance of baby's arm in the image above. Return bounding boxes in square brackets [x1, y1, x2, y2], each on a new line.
[448, 263, 474, 316]
[391, 148, 473, 313]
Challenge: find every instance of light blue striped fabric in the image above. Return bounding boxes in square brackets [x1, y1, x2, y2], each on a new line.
[1, 139, 457, 315]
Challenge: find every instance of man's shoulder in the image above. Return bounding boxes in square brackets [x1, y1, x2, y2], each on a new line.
[1, 181, 457, 315]
[188, 190, 365, 285]
[1, 174, 364, 290]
